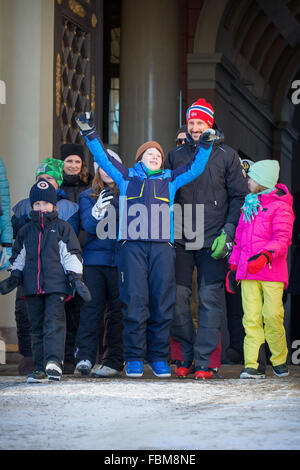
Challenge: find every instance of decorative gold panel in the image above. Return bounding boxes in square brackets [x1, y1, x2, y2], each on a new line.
[59, 19, 91, 144]
[91, 75, 96, 112]
[56, 54, 61, 117]
[91, 13, 98, 28]
[69, 0, 86, 18]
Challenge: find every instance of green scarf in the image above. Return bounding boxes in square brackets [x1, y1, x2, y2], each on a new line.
[147, 168, 162, 177]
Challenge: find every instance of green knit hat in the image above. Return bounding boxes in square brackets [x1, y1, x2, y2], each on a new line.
[35, 158, 65, 187]
[248, 159, 280, 189]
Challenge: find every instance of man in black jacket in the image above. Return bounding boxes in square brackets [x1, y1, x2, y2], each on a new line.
[165, 98, 248, 379]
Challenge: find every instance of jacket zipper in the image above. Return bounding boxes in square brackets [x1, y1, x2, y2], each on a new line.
[37, 231, 42, 293]
[208, 167, 218, 206]
[37, 212, 45, 294]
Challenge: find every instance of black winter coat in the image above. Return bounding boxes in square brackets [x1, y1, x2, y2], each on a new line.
[60, 173, 93, 204]
[10, 210, 82, 296]
[165, 132, 248, 248]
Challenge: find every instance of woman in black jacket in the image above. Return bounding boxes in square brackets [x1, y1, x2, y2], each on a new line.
[75, 150, 123, 378]
[59, 143, 93, 372]
[60, 143, 93, 204]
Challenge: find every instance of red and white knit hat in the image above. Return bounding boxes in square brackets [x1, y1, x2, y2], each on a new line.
[186, 98, 214, 127]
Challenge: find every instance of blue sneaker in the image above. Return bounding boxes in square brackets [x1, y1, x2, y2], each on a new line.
[149, 361, 171, 378]
[125, 361, 144, 377]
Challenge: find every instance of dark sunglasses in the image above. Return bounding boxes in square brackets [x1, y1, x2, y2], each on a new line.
[176, 138, 186, 145]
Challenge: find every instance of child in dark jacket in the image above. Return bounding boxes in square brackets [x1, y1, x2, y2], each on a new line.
[75, 150, 123, 378]
[0, 179, 91, 383]
[76, 112, 216, 378]
[11, 158, 80, 376]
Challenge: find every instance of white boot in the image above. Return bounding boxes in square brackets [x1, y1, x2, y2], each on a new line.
[76, 359, 92, 376]
[92, 365, 122, 378]
[45, 361, 63, 381]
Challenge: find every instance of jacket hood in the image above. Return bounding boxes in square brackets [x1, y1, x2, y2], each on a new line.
[260, 183, 293, 207]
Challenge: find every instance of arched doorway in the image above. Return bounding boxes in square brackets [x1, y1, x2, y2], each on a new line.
[187, 0, 300, 359]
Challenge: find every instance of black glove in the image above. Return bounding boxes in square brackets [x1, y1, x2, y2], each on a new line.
[75, 112, 95, 136]
[68, 271, 92, 303]
[198, 128, 223, 144]
[0, 270, 22, 295]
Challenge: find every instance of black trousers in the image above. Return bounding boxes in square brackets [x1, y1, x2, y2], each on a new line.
[15, 286, 32, 357]
[15, 286, 76, 364]
[225, 286, 245, 356]
[64, 296, 81, 364]
[26, 293, 67, 371]
[171, 244, 227, 368]
[75, 265, 123, 371]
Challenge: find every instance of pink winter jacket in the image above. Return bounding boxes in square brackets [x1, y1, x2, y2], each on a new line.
[229, 184, 295, 288]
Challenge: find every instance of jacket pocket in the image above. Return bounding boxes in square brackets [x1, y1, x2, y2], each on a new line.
[153, 181, 170, 202]
[126, 179, 145, 201]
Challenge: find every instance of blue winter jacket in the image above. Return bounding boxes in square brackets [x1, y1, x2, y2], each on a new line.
[84, 131, 213, 243]
[79, 187, 118, 267]
[0, 158, 13, 246]
[12, 189, 80, 238]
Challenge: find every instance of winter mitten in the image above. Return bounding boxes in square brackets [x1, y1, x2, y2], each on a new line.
[75, 112, 95, 136]
[225, 265, 238, 294]
[0, 269, 22, 295]
[91, 188, 114, 220]
[247, 250, 273, 274]
[211, 223, 235, 260]
[0, 246, 12, 271]
[68, 272, 92, 303]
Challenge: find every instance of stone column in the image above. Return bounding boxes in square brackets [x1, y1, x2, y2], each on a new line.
[119, 0, 182, 164]
[0, 0, 54, 352]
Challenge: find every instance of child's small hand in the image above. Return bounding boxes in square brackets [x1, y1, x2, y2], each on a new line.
[247, 250, 273, 274]
[75, 112, 95, 135]
[68, 271, 92, 303]
[225, 264, 238, 294]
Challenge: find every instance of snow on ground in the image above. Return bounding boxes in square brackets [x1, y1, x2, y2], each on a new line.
[0, 367, 300, 450]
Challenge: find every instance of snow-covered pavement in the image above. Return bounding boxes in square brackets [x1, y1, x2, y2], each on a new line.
[0, 365, 300, 450]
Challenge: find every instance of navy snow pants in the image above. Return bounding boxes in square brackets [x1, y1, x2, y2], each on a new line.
[118, 241, 176, 362]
